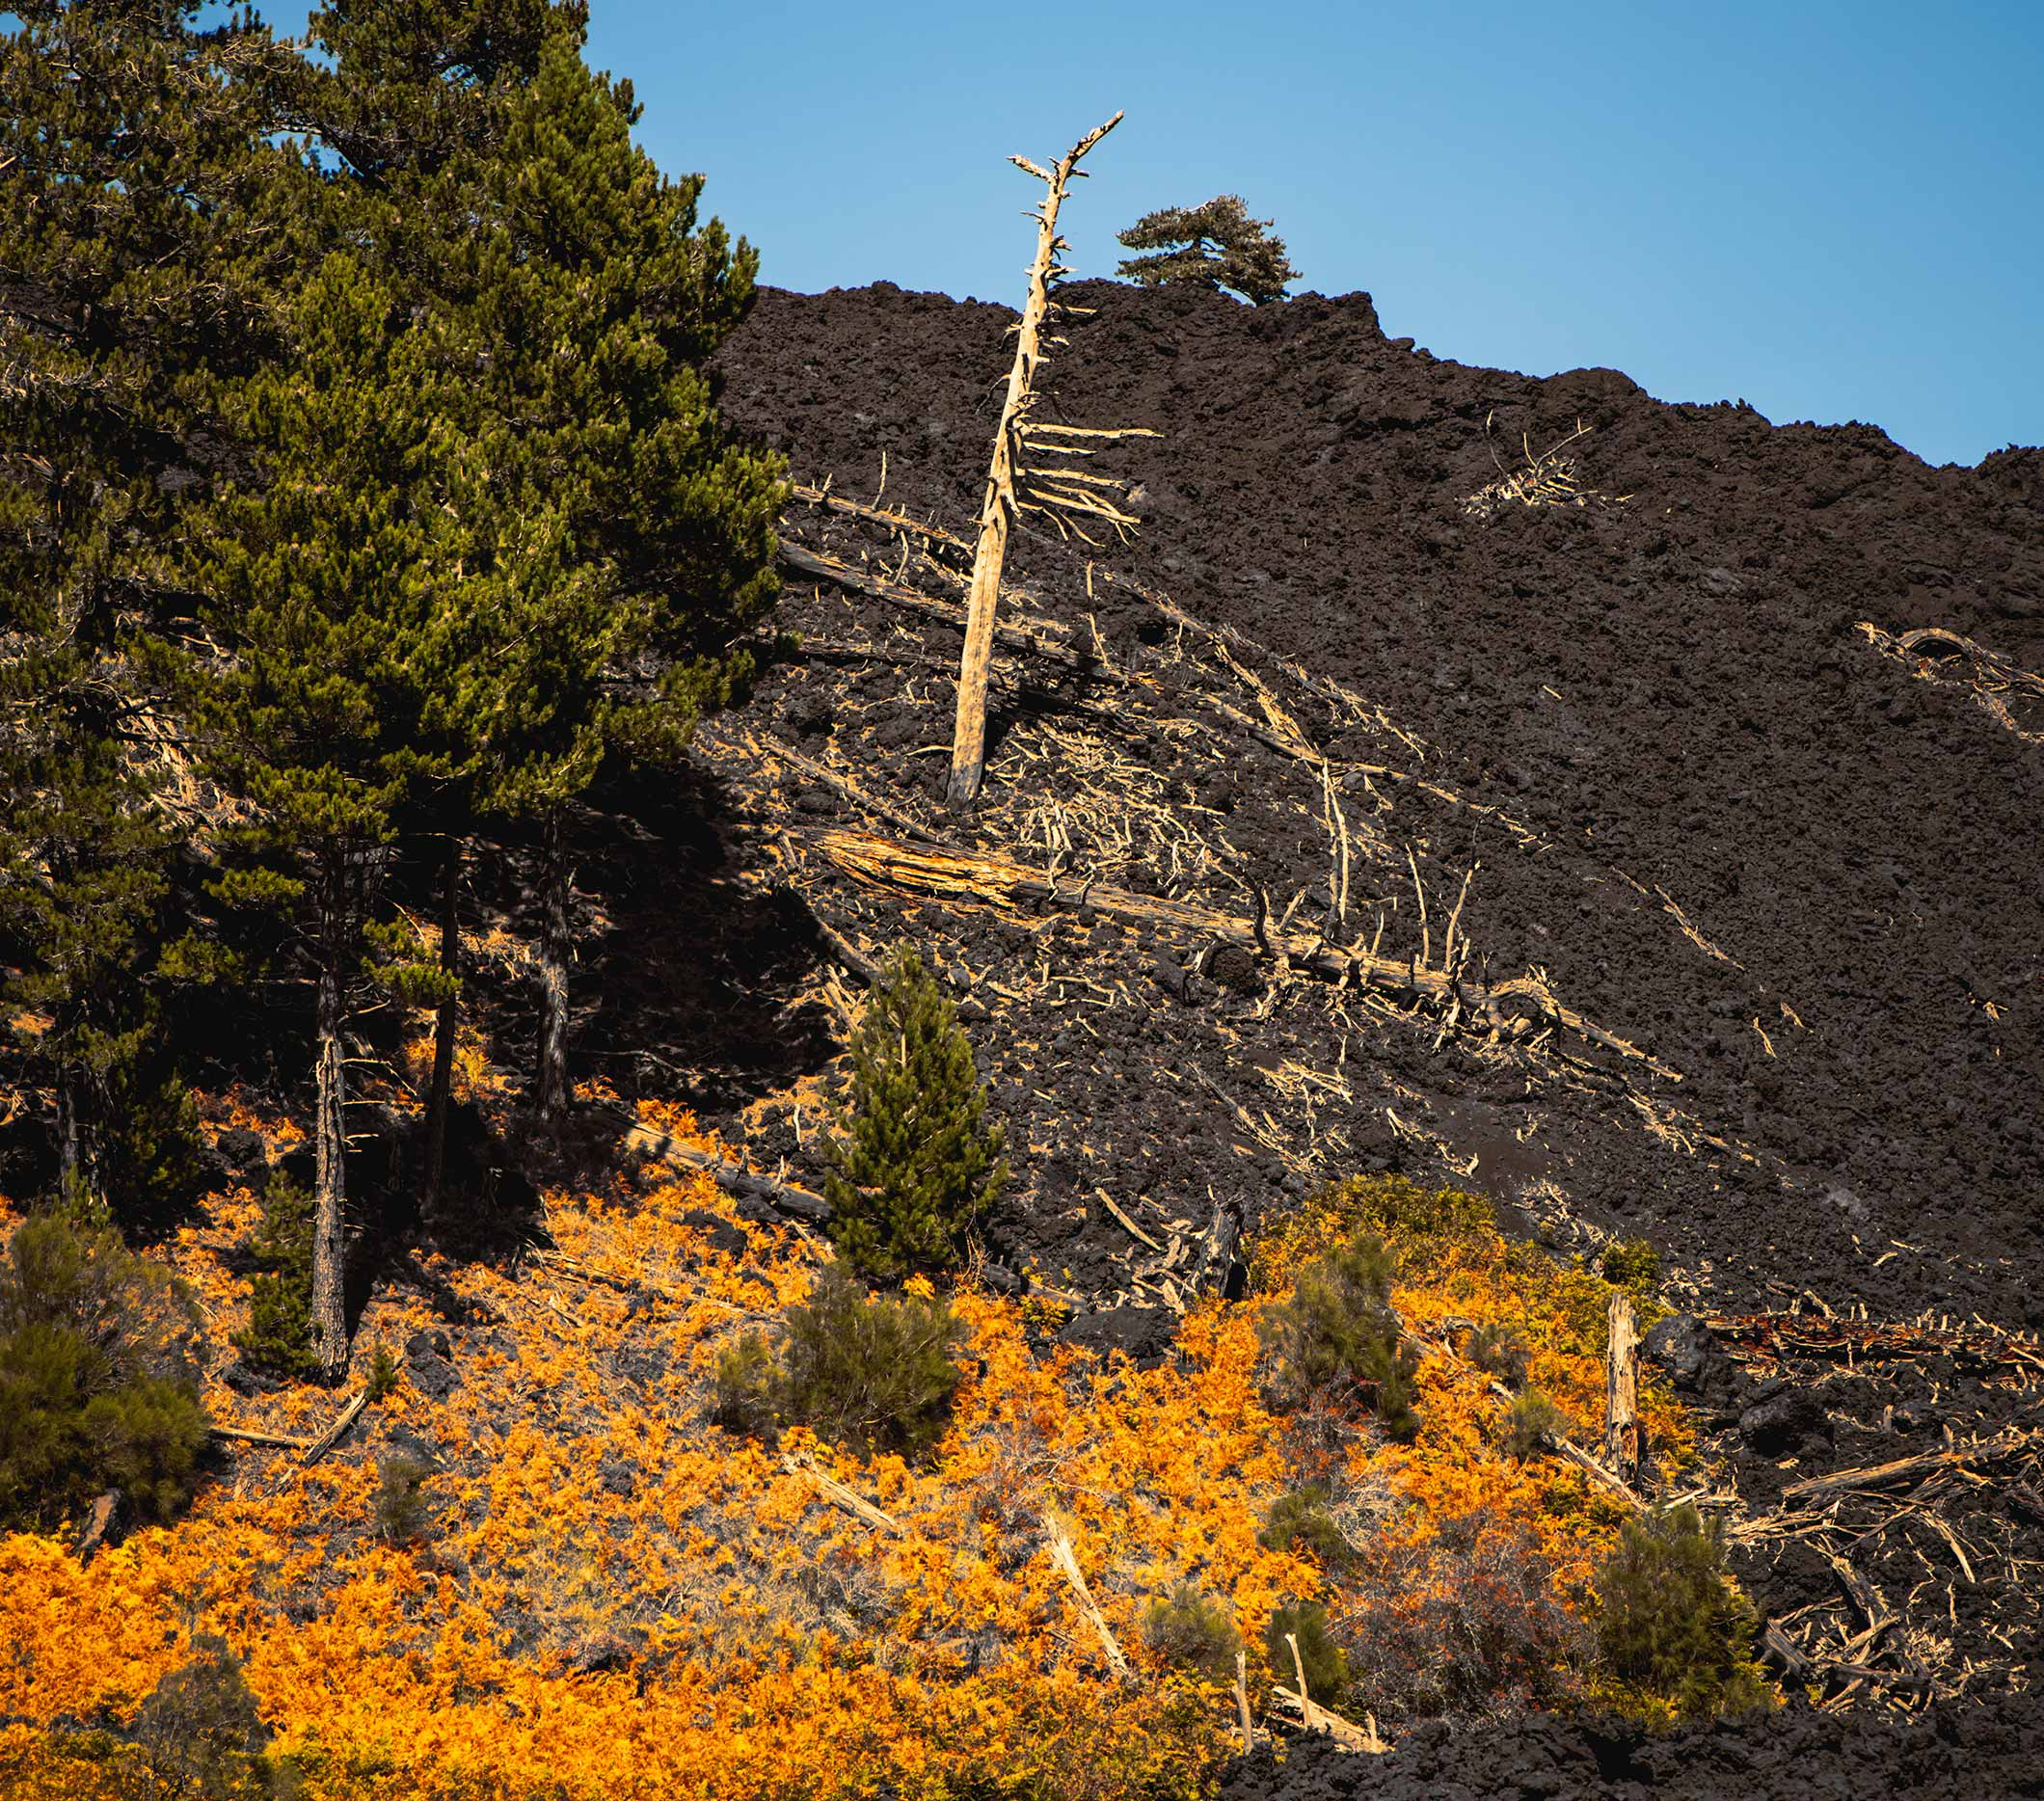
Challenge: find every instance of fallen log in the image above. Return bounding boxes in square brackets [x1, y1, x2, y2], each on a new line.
[1045, 1516, 1134, 1680]
[1778, 1426, 2041, 1502]
[778, 543, 1107, 677]
[751, 733, 960, 849]
[623, 1122, 833, 1224]
[782, 1451, 901, 1535]
[801, 827, 1678, 1078]
[789, 482, 975, 561]
[302, 1389, 368, 1466]
[207, 1424, 314, 1451]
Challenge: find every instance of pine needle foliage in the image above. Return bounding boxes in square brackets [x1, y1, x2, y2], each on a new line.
[0, 1214, 206, 1529]
[714, 1262, 965, 1464]
[1116, 195, 1298, 305]
[1142, 1581, 1241, 1684]
[129, 1634, 279, 1801]
[1265, 1600, 1349, 1704]
[1256, 1230, 1419, 1439]
[1593, 1504, 1772, 1722]
[231, 1177, 320, 1383]
[824, 947, 1007, 1280]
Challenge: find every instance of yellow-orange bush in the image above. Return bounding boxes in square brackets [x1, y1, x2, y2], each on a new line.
[0, 1136, 1737, 1796]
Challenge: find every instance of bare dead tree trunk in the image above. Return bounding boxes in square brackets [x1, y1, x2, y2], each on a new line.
[948, 111, 1148, 808]
[534, 809, 572, 1122]
[1605, 1292, 1642, 1479]
[420, 842, 463, 1223]
[54, 1059, 85, 1205]
[311, 944, 349, 1375]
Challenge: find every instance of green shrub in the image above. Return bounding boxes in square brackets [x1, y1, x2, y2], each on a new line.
[0, 1213, 206, 1530]
[129, 1632, 284, 1799]
[1256, 1231, 1418, 1439]
[232, 1175, 319, 1381]
[1502, 1389, 1566, 1461]
[1594, 1504, 1772, 1721]
[1257, 1484, 1356, 1574]
[1266, 1600, 1349, 1704]
[1317, 1175, 1493, 1261]
[1467, 1322, 1531, 1388]
[1142, 1580, 1240, 1683]
[824, 946, 1007, 1279]
[362, 1344, 401, 1403]
[1600, 1237, 1661, 1296]
[713, 1262, 965, 1464]
[374, 1452, 435, 1546]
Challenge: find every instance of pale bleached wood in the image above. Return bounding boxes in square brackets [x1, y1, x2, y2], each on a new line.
[1605, 1294, 1642, 1480]
[949, 113, 1125, 807]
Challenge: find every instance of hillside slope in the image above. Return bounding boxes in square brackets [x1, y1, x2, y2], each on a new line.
[708, 279, 2044, 1330]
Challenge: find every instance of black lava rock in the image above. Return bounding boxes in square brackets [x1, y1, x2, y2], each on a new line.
[1057, 1304, 1177, 1367]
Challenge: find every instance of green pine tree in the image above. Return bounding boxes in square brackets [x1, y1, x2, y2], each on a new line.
[1116, 194, 1299, 305]
[184, 253, 468, 1372]
[824, 948, 1007, 1280]
[0, 1, 292, 1221]
[297, 3, 783, 1138]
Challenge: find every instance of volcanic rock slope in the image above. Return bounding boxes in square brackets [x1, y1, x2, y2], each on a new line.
[705, 279, 2042, 1332]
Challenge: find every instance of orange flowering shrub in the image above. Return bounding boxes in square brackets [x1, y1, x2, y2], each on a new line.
[0, 1134, 1735, 1794]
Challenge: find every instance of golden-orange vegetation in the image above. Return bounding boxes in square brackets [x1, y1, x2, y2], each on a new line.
[0, 1112, 1730, 1798]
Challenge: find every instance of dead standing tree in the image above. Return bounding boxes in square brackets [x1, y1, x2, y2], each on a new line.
[947, 110, 1156, 807]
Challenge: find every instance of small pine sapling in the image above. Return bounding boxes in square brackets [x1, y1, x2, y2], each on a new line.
[1266, 1600, 1350, 1703]
[1142, 1580, 1241, 1683]
[233, 1175, 320, 1381]
[1256, 1230, 1419, 1439]
[824, 947, 1007, 1279]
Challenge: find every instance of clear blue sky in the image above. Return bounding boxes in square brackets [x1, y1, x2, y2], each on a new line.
[298, 1, 2044, 467]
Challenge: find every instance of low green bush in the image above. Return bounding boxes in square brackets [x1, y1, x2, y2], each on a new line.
[1501, 1389, 1566, 1460]
[1142, 1580, 1240, 1683]
[129, 1632, 292, 1798]
[1256, 1484, 1356, 1574]
[713, 1262, 965, 1463]
[362, 1344, 402, 1403]
[1256, 1231, 1418, 1439]
[1600, 1237, 1661, 1297]
[232, 1175, 319, 1381]
[1467, 1322, 1531, 1388]
[1265, 1600, 1349, 1704]
[1594, 1503, 1772, 1721]
[0, 1213, 206, 1530]
[374, 1452, 435, 1546]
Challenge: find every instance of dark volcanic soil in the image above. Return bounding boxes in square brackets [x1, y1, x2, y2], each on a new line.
[1221, 1689, 2044, 1801]
[709, 278, 2044, 1333]
[680, 279, 2044, 1787]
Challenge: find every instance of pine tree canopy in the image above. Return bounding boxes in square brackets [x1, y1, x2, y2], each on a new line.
[0, 1, 295, 1213]
[1116, 194, 1299, 306]
[824, 947, 1007, 1281]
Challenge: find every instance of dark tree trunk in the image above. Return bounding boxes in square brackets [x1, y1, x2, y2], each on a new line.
[420, 842, 462, 1222]
[534, 809, 572, 1121]
[54, 1059, 86, 1205]
[311, 949, 349, 1374]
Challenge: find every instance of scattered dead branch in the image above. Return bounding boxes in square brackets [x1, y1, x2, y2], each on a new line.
[1044, 1515, 1134, 1680]
[797, 826, 1679, 1077]
[1857, 620, 2044, 745]
[1462, 417, 1627, 523]
[782, 1451, 902, 1535]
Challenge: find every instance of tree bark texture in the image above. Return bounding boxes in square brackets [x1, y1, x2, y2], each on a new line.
[948, 114, 1121, 808]
[1604, 1293, 1641, 1479]
[311, 950, 349, 1374]
[534, 810, 572, 1121]
[421, 843, 462, 1220]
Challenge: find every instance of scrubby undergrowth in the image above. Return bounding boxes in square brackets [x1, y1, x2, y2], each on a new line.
[0, 1102, 1760, 1798]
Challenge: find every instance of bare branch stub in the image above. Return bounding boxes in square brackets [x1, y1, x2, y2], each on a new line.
[948, 111, 1156, 808]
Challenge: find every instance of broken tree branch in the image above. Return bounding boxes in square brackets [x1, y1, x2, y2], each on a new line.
[800, 827, 1678, 1076]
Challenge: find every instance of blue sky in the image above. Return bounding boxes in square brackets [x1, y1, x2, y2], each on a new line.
[296, 2, 2041, 466]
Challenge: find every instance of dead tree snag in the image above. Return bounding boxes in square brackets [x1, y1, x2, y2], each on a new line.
[948, 110, 1155, 808]
[1605, 1293, 1642, 1479]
